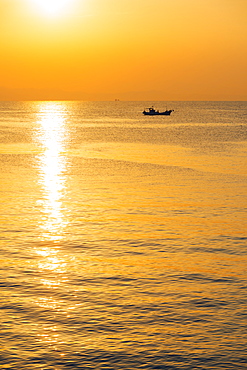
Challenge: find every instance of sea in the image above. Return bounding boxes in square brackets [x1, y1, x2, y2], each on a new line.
[0, 101, 246, 369]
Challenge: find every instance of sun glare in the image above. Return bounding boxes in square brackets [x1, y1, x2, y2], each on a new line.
[35, 102, 69, 240]
[29, 0, 75, 17]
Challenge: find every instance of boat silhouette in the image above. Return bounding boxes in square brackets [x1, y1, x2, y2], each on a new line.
[143, 107, 174, 116]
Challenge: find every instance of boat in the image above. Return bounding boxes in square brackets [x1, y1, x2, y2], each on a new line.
[143, 107, 174, 116]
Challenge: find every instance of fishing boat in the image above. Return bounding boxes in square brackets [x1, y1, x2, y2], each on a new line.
[143, 107, 174, 116]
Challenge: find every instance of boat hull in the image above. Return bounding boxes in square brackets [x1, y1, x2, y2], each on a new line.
[143, 109, 173, 116]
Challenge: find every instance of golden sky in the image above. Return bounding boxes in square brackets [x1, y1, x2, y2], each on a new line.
[0, 0, 246, 100]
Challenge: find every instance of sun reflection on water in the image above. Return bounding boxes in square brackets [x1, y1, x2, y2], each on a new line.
[35, 102, 69, 240]
[35, 245, 68, 274]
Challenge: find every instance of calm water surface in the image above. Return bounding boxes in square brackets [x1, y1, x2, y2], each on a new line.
[0, 101, 247, 369]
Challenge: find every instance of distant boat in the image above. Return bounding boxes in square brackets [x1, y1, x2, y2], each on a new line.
[143, 107, 174, 116]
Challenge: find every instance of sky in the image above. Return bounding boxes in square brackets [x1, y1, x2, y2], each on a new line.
[0, 0, 247, 101]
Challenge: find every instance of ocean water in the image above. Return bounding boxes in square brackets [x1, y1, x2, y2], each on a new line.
[0, 101, 246, 369]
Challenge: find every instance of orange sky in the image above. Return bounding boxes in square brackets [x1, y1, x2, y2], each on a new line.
[0, 0, 246, 100]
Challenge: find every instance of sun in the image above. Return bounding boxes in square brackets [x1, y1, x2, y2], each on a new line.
[28, 0, 75, 18]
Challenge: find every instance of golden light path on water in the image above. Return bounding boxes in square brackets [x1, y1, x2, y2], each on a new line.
[35, 102, 68, 241]
[34, 103, 71, 348]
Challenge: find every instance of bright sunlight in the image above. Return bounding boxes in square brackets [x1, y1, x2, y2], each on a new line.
[35, 102, 68, 240]
[28, 0, 76, 17]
